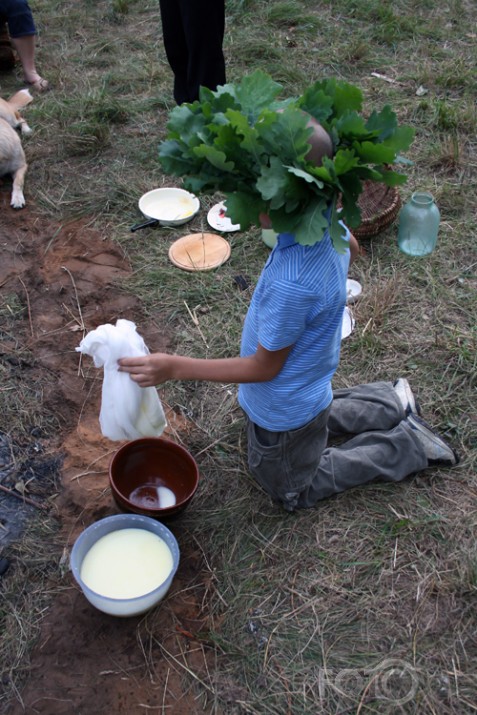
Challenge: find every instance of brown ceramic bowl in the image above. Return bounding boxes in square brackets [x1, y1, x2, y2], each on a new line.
[109, 437, 199, 519]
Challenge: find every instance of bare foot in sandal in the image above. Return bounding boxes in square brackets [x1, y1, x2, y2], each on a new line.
[25, 75, 49, 92]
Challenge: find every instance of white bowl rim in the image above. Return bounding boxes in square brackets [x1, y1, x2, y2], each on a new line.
[138, 187, 200, 220]
[346, 278, 362, 298]
[70, 513, 180, 603]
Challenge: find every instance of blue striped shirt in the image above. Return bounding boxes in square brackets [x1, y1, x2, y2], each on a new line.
[238, 229, 350, 430]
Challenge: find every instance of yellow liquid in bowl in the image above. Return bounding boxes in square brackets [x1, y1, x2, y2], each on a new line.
[80, 528, 173, 599]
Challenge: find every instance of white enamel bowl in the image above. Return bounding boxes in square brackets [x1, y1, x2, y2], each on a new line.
[70, 514, 180, 617]
[138, 187, 200, 227]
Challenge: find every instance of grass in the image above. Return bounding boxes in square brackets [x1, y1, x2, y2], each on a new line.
[1, 0, 477, 712]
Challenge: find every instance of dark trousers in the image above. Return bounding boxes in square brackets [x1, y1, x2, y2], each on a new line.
[159, 0, 226, 104]
[246, 382, 428, 512]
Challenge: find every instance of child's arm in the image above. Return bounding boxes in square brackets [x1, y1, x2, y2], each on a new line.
[349, 232, 360, 264]
[118, 343, 293, 389]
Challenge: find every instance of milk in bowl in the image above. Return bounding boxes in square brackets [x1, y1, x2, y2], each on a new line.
[70, 514, 180, 616]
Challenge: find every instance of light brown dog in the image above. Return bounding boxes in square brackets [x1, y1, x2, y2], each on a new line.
[0, 89, 33, 209]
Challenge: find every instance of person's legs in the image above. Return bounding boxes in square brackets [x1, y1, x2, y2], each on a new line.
[298, 419, 429, 506]
[180, 0, 226, 102]
[160, 0, 225, 104]
[246, 406, 330, 513]
[246, 381, 457, 511]
[302, 381, 456, 506]
[328, 381, 407, 435]
[158, 0, 189, 104]
[2, 0, 36, 38]
[5, 0, 48, 89]
[9, 34, 38, 82]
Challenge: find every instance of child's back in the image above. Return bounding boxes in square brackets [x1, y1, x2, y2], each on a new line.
[239, 229, 349, 431]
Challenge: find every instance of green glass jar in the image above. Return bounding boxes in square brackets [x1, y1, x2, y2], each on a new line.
[397, 192, 440, 256]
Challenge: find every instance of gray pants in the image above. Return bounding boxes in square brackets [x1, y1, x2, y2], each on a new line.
[246, 381, 429, 511]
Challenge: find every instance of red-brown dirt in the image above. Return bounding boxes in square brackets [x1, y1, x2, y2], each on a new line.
[0, 195, 217, 715]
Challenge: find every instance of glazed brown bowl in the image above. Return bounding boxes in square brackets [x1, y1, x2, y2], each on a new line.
[109, 437, 199, 519]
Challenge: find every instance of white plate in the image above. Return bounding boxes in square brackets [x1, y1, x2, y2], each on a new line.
[207, 202, 241, 232]
[341, 306, 355, 339]
[346, 278, 362, 303]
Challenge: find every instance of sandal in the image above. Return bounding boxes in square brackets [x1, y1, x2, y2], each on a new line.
[25, 77, 50, 92]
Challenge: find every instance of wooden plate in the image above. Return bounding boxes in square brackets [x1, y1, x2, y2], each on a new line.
[168, 233, 231, 271]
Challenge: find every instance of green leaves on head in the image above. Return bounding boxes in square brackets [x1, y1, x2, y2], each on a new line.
[294, 200, 332, 246]
[224, 192, 267, 231]
[159, 70, 415, 250]
[298, 78, 363, 122]
[234, 70, 283, 121]
[257, 107, 311, 164]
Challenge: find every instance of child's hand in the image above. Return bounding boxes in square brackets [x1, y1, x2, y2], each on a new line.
[118, 354, 172, 388]
[259, 212, 273, 229]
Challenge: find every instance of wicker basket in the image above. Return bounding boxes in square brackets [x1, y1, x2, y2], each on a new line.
[339, 181, 401, 239]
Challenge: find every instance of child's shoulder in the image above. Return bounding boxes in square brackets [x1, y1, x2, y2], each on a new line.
[264, 234, 345, 289]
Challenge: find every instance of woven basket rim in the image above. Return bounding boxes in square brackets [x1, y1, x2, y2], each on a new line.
[339, 181, 401, 239]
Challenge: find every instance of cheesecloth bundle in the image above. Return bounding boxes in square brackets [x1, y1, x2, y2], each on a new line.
[76, 319, 167, 441]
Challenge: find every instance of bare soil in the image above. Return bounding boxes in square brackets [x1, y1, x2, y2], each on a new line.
[0, 193, 217, 715]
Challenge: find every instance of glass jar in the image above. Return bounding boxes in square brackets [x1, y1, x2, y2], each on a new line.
[397, 192, 440, 256]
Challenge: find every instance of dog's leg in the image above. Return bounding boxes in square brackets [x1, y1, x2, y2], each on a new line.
[18, 118, 32, 135]
[11, 163, 27, 209]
